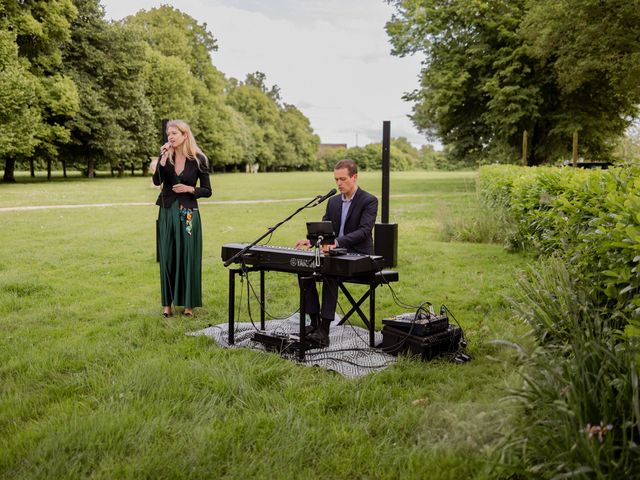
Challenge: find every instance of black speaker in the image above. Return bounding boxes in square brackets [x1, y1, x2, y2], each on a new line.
[374, 223, 398, 268]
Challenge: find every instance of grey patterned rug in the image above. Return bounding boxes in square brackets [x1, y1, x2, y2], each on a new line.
[187, 314, 397, 378]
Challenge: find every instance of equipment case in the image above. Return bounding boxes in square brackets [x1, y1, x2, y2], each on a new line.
[381, 324, 462, 360]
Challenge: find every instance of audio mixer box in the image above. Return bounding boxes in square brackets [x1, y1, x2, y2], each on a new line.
[381, 312, 449, 336]
[251, 331, 318, 354]
[381, 324, 462, 360]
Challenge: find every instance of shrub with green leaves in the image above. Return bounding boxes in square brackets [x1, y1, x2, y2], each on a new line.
[498, 259, 640, 479]
[480, 165, 640, 477]
[479, 164, 640, 338]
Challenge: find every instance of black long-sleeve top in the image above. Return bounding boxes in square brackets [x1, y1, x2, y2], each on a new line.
[152, 153, 212, 209]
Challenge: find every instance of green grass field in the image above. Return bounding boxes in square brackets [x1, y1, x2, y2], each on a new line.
[0, 171, 531, 479]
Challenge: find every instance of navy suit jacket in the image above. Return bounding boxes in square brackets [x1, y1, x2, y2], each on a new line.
[323, 187, 378, 255]
[153, 153, 212, 209]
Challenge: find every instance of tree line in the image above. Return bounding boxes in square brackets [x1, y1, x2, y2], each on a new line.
[4, 1, 639, 179]
[0, 1, 326, 181]
[319, 138, 445, 171]
[386, 0, 640, 166]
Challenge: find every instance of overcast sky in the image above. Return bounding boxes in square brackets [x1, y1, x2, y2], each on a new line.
[101, 0, 429, 148]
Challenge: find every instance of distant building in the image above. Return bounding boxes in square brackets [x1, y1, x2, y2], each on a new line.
[318, 143, 347, 154]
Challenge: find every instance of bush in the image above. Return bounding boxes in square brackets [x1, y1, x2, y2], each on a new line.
[478, 164, 640, 338]
[479, 166, 640, 477]
[498, 259, 640, 479]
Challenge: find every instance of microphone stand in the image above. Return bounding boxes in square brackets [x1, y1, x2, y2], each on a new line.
[223, 194, 322, 267]
[223, 191, 334, 358]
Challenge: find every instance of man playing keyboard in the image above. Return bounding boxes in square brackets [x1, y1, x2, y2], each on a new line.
[294, 159, 378, 347]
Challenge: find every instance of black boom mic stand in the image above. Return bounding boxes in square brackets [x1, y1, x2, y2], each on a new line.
[222, 189, 336, 267]
[224, 188, 336, 358]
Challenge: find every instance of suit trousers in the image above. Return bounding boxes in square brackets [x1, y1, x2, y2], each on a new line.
[298, 274, 340, 321]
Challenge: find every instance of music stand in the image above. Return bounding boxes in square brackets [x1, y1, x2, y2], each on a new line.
[306, 221, 335, 246]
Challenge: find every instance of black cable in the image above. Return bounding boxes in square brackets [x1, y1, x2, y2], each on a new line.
[335, 298, 373, 346]
[235, 265, 244, 325]
[344, 265, 467, 357]
[242, 269, 300, 328]
[294, 355, 393, 370]
[442, 304, 468, 350]
[262, 232, 274, 245]
[386, 280, 425, 310]
[377, 303, 432, 354]
[232, 249, 469, 363]
[244, 270, 299, 321]
[311, 269, 434, 355]
[243, 268, 260, 331]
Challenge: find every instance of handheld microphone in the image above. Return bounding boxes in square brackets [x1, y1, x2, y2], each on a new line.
[160, 140, 173, 157]
[315, 188, 337, 205]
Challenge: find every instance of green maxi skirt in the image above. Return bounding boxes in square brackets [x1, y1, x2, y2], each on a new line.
[157, 201, 203, 308]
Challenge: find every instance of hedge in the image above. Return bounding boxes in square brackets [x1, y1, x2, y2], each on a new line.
[478, 164, 640, 338]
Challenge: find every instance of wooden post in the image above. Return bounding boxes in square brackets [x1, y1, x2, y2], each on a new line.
[522, 130, 528, 166]
[572, 131, 578, 167]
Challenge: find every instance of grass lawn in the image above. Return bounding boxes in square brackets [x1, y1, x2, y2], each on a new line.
[0, 171, 531, 479]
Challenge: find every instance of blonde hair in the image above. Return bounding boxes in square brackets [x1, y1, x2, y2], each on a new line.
[166, 119, 209, 171]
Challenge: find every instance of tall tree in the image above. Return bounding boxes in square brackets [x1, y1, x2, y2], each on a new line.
[126, 6, 241, 168]
[0, 26, 41, 181]
[127, 8, 319, 171]
[1, 0, 80, 180]
[520, 0, 640, 161]
[191, 93, 256, 171]
[125, 5, 225, 94]
[386, 0, 640, 165]
[226, 80, 283, 171]
[245, 71, 282, 104]
[62, 0, 154, 177]
[227, 73, 320, 171]
[280, 104, 320, 170]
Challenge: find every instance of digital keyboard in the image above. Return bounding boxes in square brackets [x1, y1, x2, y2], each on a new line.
[221, 242, 383, 277]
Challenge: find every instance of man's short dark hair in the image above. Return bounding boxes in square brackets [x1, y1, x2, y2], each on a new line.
[334, 159, 357, 176]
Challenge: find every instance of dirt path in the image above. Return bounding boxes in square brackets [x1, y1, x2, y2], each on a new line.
[0, 194, 425, 212]
[0, 198, 317, 212]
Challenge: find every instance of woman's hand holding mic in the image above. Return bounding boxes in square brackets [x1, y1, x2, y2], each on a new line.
[159, 142, 172, 166]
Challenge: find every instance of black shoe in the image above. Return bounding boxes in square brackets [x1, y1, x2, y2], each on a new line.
[308, 318, 332, 347]
[307, 329, 330, 347]
[304, 313, 320, 335]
